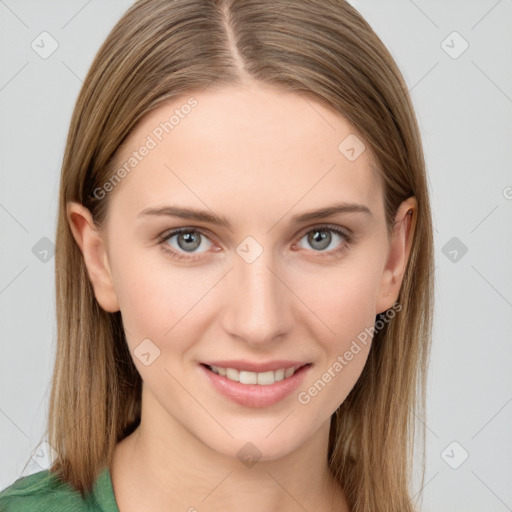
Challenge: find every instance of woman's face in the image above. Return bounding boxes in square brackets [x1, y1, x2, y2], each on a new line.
[69, 82, 414, 461]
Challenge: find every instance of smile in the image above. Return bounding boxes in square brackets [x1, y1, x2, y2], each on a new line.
[199, 362, 313, 408]
[206, 365, 301, 385]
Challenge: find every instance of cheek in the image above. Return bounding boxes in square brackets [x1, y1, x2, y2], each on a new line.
[110, 247, 218, 349]
[290, 254, 383, 404]
[292, 254, 384, 341]
[310, 277, 377, 371]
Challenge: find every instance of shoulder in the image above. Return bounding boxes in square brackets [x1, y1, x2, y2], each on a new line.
[0, 469, 92, 512]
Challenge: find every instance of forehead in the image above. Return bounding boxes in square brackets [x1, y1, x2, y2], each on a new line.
[107, 82, 384, 224]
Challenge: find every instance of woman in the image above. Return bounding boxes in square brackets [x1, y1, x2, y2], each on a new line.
[0, 0, 434, 510]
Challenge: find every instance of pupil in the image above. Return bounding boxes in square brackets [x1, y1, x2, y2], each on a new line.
[309, 229, 331, 250]
[178, 232, 200, 251]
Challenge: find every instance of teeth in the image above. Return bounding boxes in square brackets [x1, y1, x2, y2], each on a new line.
[225, 368, 239, 381]
[209, 365, 302, 385]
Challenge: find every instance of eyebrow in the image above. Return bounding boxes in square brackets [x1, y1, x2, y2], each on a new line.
[137, 202, 373, 230]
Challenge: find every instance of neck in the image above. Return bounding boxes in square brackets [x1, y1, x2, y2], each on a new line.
[110, 388, 350, 512]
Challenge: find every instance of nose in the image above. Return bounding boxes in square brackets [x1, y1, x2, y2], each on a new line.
[221, 246, 295, 347]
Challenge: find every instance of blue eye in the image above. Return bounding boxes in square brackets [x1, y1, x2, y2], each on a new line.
[156, 225, 352, 262]
[157, 229, 214, 261]
[297, 227, 347, 252]
[294, 226, 351, 259]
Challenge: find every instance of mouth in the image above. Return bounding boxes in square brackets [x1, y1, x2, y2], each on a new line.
[201, 363, 311, 386]
[199, 362, 313, 408]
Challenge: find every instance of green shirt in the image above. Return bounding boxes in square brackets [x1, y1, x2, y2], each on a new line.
[0, 466, 120, 511]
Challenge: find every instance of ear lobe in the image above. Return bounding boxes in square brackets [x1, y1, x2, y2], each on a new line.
[66, 201, 120, 313]
[375, 197, 417, 314]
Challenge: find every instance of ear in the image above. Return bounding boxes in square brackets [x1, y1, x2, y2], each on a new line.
[66, 201, 120, 313]
[375, 196, 417, 314]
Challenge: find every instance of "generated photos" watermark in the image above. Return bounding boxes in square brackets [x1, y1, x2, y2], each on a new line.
[297, 302, 402, 405]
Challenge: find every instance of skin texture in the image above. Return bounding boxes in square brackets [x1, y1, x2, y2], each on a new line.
[67, 81, 416, 512]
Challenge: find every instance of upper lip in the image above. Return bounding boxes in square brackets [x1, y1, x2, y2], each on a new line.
[201, 360, 311, 373]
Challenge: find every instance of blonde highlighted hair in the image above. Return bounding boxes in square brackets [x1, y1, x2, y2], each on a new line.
[34, 1, 434, 510]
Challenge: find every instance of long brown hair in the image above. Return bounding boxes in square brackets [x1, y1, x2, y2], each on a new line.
[38, 1, 434, 510]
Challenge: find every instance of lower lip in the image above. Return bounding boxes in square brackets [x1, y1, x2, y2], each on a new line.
[199, 363, 312, 408]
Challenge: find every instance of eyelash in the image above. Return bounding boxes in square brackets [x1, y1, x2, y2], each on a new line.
[156, 225, 352, 262]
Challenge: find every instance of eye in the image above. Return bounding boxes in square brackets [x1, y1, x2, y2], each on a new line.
[156, 224, 352, 262]
[294, 225, 351, 258]
[157, 228, 215, 261]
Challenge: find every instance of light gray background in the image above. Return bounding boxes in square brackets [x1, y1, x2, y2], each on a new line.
[1, 1, 511, 510]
